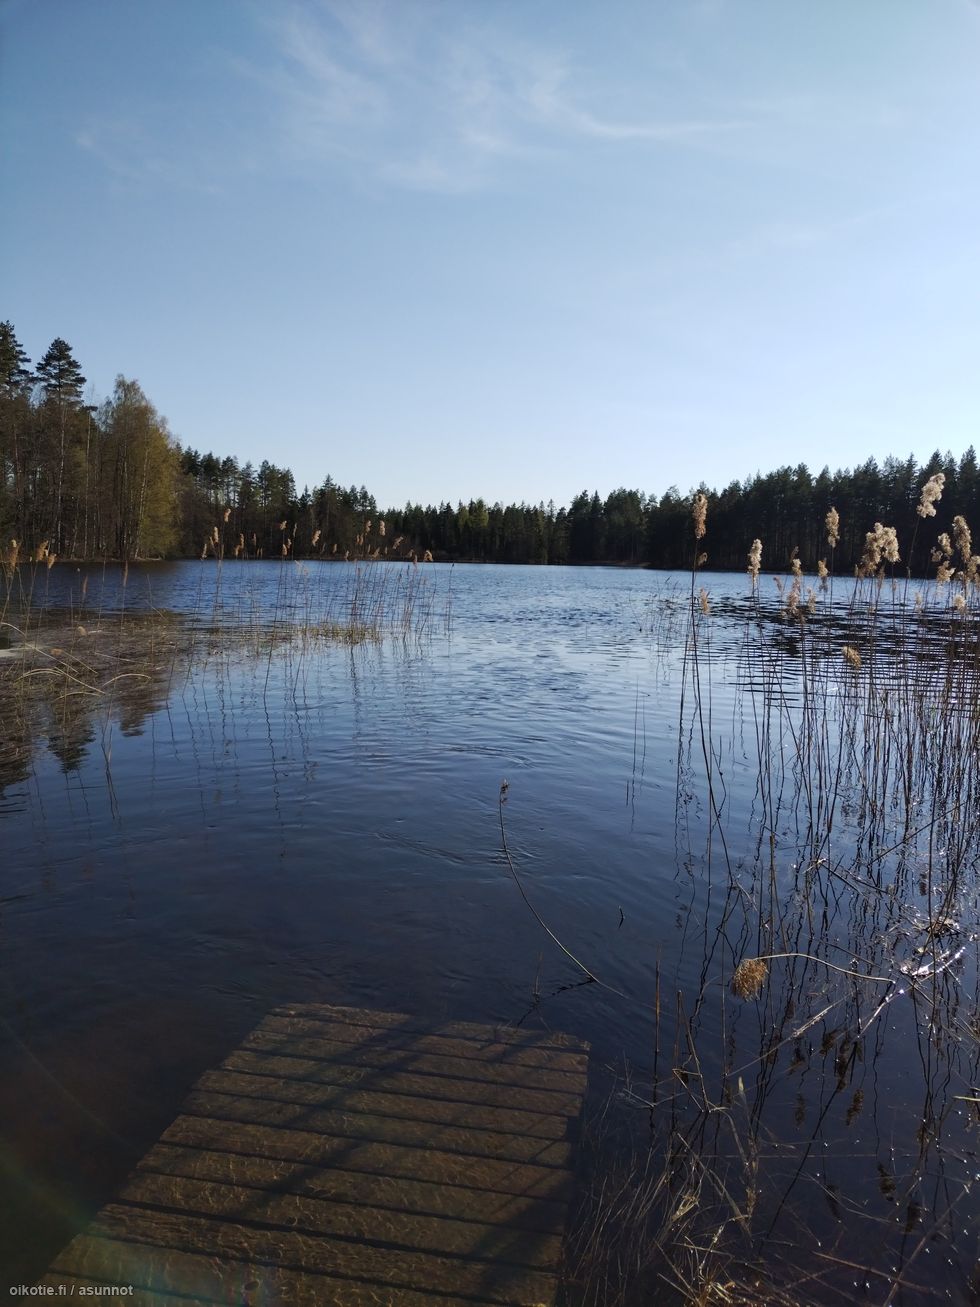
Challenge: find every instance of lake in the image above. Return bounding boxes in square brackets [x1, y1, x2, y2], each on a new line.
[1, 559, 977, 1303]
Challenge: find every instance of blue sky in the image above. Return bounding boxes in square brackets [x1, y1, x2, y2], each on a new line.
[3, 0, 979, 509]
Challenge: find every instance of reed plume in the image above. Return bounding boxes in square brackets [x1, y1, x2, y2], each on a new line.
[952, 515, 972, 566]
[825, 507, 840, 549]
[917, 471, 945, 518]
[747, 538, 762, 584]
[858, 522, 899, 576]
[692, 493, 707, 541]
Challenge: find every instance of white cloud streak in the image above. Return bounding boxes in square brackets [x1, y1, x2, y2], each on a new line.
[254, 1, 746, 192]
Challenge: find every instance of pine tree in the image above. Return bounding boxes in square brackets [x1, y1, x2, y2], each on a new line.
[0, 322, 33, 540]
[35, 338, 86, 404]
[34, 338, 88, 551]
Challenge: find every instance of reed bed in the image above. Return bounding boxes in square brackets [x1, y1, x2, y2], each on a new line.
[566, 484, 980, 1306]
[0, 551, 449, 789]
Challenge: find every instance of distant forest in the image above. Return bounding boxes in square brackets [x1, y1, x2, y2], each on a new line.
[2, 322, 978, 575]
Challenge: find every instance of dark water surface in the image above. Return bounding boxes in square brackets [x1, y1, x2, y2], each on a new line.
[1, 561, 978, 1301]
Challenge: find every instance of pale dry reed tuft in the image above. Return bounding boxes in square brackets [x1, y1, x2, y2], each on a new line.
[732, 958, 769, 1000]
[379, 520, 386, 537]
[423, 549, 434, 562]
[698, 587, 710, 615]
[312, 529, 321, 548]
[933, 532, 954, 583]
[859, 523, 899, 575]
[790, 548, 802, 579]
[917, 471, 945, 518]
[952, 516, 972, 566]
[817, 559, 829, 580]
[747, 539, 762, 584]
[692, 493, 708, 541]
[211, 526, 219, 545]
[223, 506, 231, 523]
[953, 593, 967, 612]
[826, 507, 840, 549]
[842, 645, 862, 670]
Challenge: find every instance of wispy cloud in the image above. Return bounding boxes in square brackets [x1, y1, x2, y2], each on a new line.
[251, 1, 747, 192]
[74, 117, 224, 195]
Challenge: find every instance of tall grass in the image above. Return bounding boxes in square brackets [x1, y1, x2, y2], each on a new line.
[566, 485, 980, 1305]
[0, 543, 450, 789]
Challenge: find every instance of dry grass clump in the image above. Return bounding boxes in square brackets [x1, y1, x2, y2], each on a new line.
[730, 957, 768, 1000]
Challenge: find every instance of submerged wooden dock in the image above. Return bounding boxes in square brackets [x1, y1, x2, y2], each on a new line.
[42, 1003, 589, 1305]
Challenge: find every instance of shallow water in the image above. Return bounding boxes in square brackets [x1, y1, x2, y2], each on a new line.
[1, 560, 978, 1300]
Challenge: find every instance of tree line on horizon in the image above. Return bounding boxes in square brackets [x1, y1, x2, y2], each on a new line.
[2, 321, 978, 576]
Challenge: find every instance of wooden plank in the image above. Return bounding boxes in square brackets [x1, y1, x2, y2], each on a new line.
[74, 1205, 560, 1305]
[45, 1239, 485, 1307]
[160, 1115, 575, 1201]
[180, 1088, 574, 1167]
[42, 1005, 589, 1305]
[259, 1012, 589, 1073]
[277, 1003, 589, 1052]
[223, 1047, 584, 1117]
[37, 1279, 222, 1307]
[136, 1142, 569, 1234]
[116, 1171, 564, 1268]
[196, 1066, 572, 1139]
[244, 1028, 586, 1094]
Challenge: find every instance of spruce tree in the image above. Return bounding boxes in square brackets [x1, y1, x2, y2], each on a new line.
[0, 321, 32, 394]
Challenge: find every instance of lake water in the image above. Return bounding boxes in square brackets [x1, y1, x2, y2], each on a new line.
[1, 560, 977, 1302]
